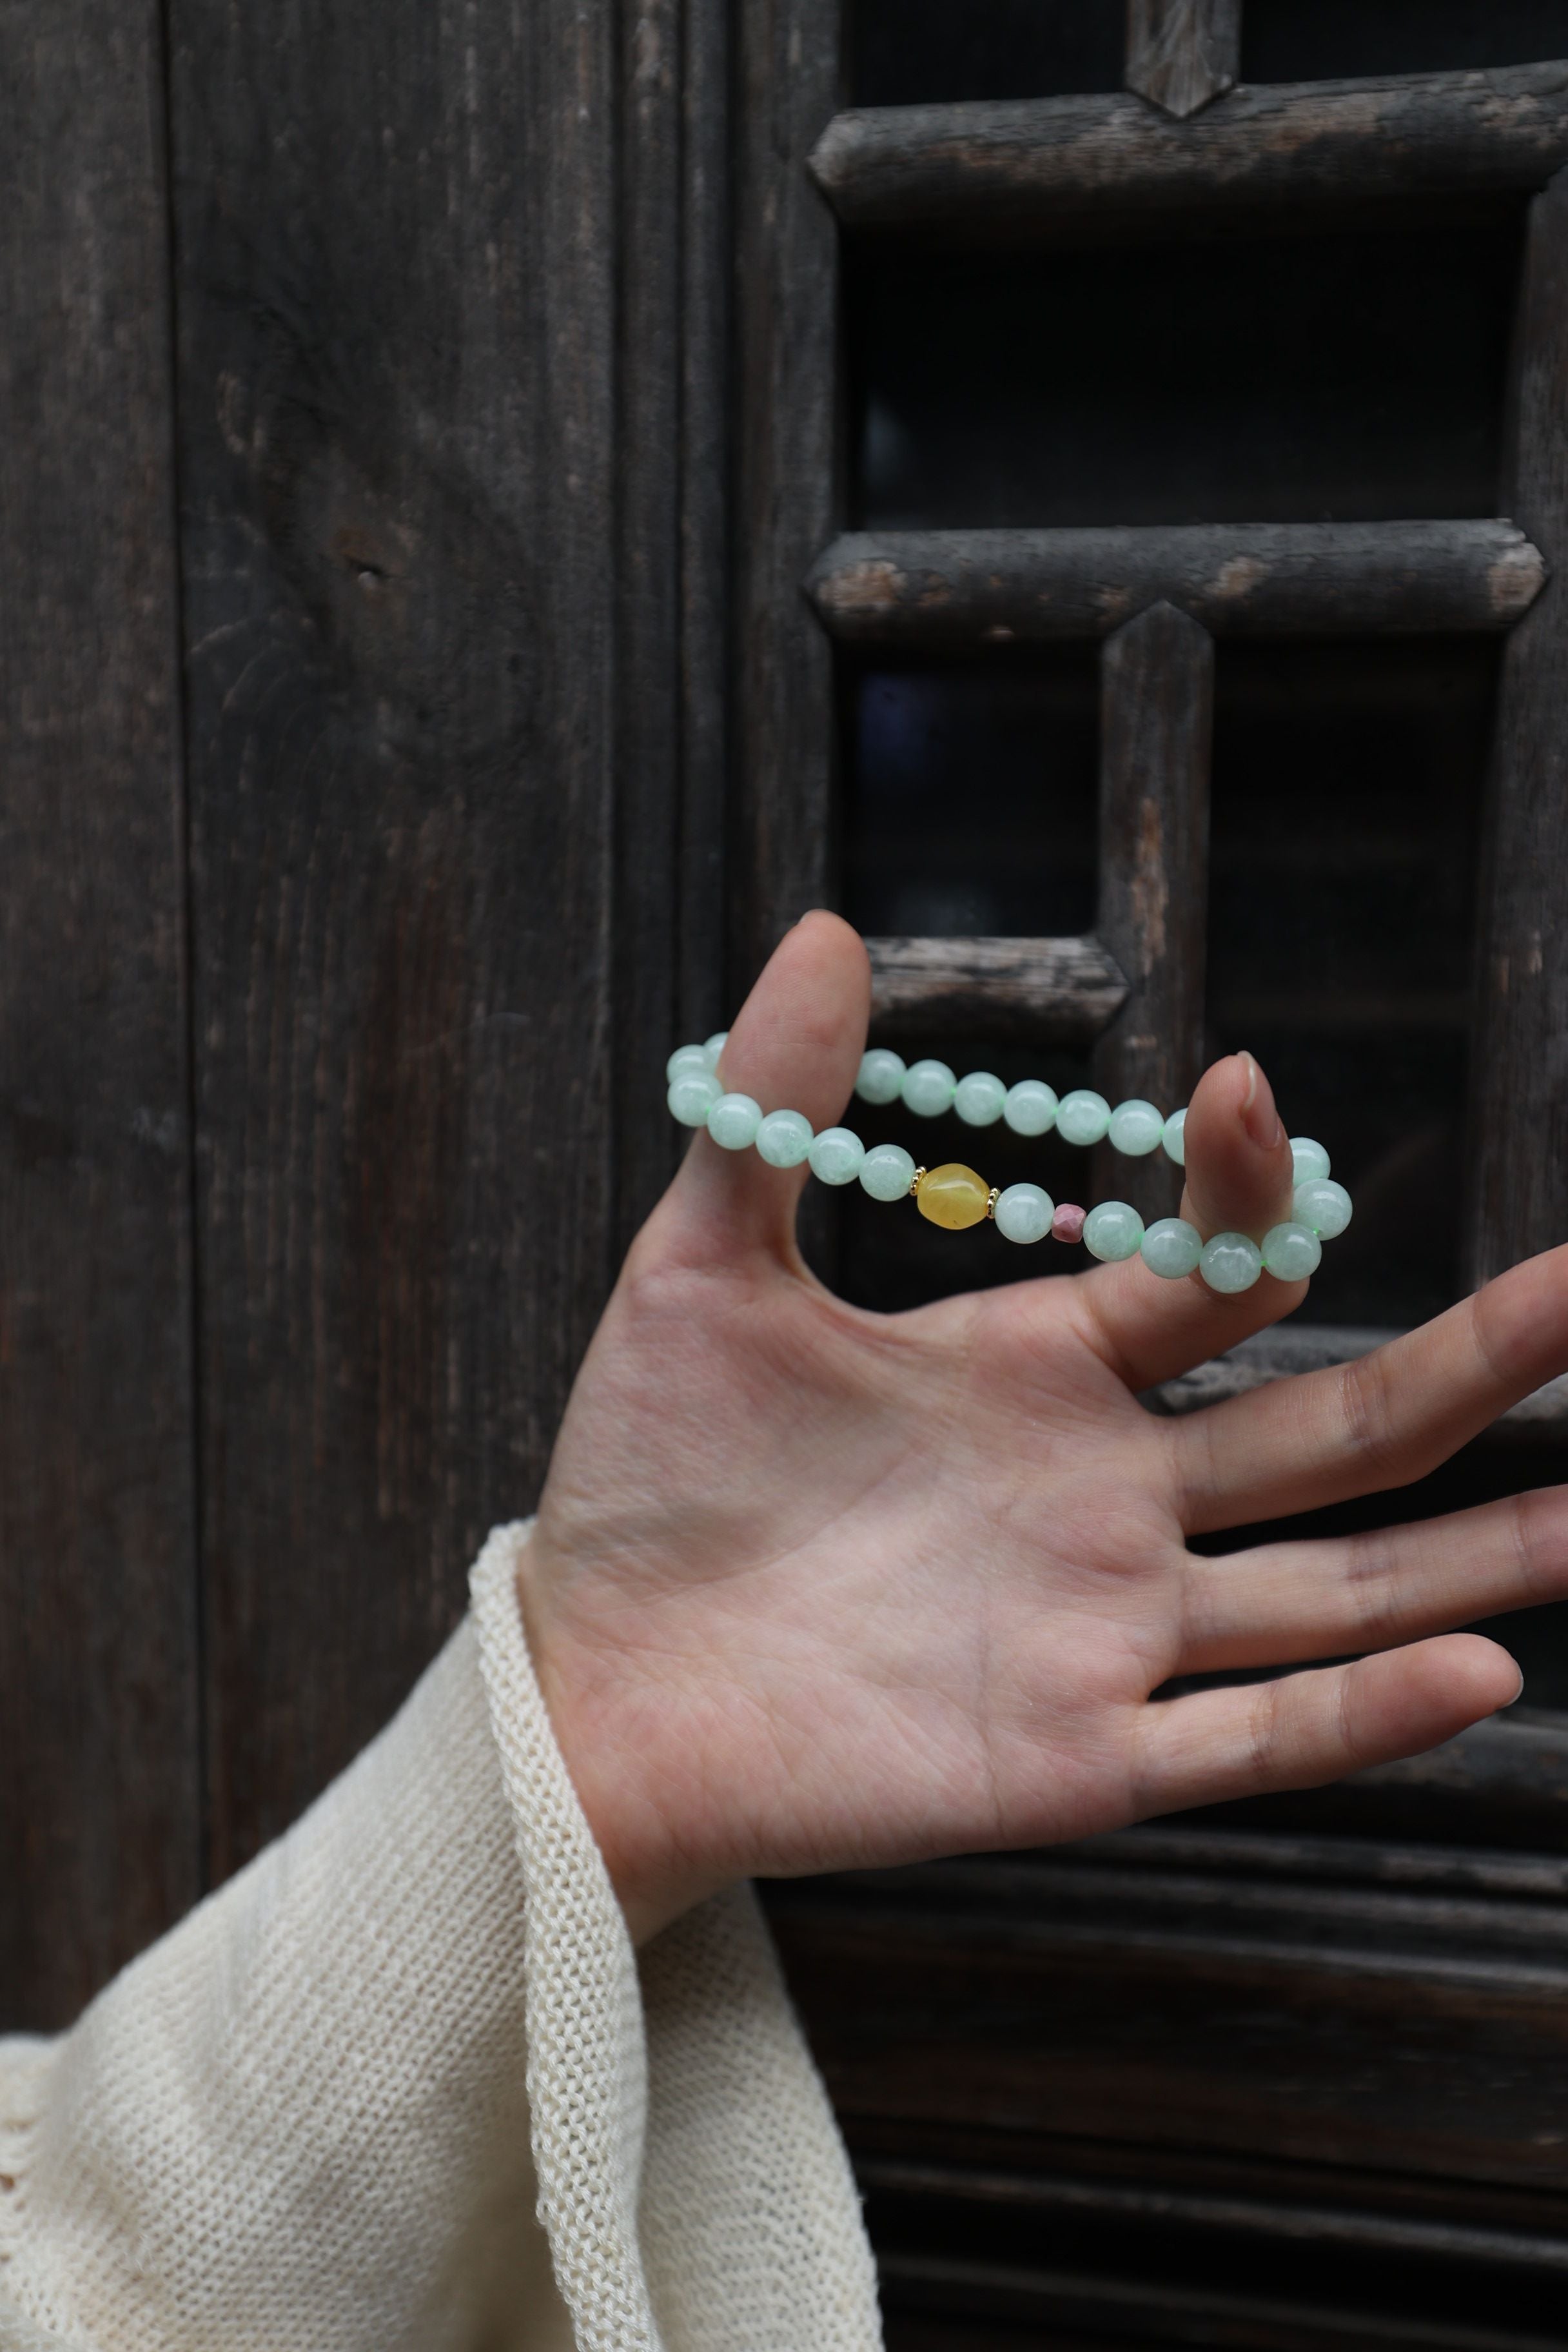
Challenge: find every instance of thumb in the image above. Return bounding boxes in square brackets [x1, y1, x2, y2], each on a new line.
[1179, 1050, 1298, 1242]
[661, 910, 872, 1262]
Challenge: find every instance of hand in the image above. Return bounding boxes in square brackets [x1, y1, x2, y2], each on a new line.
[519, 914, 1568, 1943]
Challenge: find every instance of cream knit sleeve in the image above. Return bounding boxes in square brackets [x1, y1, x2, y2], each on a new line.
[0, 1522, 882, 2352]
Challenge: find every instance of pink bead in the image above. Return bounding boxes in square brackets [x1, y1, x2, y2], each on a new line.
[1052, 1203, 1086, 1244]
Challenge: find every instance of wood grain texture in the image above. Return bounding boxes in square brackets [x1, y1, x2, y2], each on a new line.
[0, 0, 199, 2026]
[613, 0, 733, 1255]
[768, 1845, 1568, 2192]
[1125, 0, 1241, 122]
[167, 0, 620, 1877]
[676, 0, 734, 1051]
[867, 936, 1128, 1044]
[1093, 604, 1211, 1223]
[809, 61, 1568, 231]
[732, 0, 843, 990]
[1469, 166, 1568, 1289]
[807, 524, 1547, 648]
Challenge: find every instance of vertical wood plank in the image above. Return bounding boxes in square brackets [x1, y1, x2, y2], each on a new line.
[168, 0, 620, 1877]
[1469, 165, 1568, 1290]
[1125, 0, 1242, 121]
[614, 0, 733, 1256]
[0, 3, 199, 2023]
[1093, 602, 1213, 1224]
[733, 0, 844, 993]
[678, 0, 734, 1047]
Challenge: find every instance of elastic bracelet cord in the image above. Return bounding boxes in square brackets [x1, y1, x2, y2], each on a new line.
[666, 1037, 1351, 1296]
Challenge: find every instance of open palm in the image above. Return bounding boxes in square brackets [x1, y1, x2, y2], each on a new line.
[521, 914, 1568, 1942]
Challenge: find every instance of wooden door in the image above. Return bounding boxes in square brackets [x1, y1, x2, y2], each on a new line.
[0, 0, 727, 2024]
[745, 2, 1568, 2343]
[10, 1, 1568, 2344]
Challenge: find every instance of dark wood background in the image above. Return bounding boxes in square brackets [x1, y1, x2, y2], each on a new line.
[10, 3, 1568, 2346]
[0, 0, 728, 2028]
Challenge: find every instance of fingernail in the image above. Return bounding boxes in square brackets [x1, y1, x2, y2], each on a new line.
[1236, 1050, 1283, 1150]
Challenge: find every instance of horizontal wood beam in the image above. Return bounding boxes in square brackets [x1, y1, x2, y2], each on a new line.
[1145, 1322, 1568, 1438]
[808, 522, 1547, 647]
[810, 61, 1568, 231]
[867, 934, 1127, 1044]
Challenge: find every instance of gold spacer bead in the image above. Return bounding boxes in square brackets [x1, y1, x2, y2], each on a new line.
[910, 1166, 928, 1197]
[986, 1186, 1000, 1220]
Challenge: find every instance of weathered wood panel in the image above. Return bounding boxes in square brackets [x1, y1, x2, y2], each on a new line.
[769, 1847, 1568, 2191]
[807, 524, 1547, 648]
[867, 935, 1128, 1044]
[1093, 603, 1212, 1223]
[1126, 0, 1242, 122]
[167, 0, 622, 1877]
[733, 0, 844, 988]
[0, 1, 198, 2026]
[676, 0, 734, 1055]
[1469, 165, 1568, 1288]
[614, 0, 732, 1255]
[810, 61, 1568, 230]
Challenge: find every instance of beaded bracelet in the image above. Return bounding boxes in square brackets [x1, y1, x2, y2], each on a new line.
[666, 1036, 1352, 1295]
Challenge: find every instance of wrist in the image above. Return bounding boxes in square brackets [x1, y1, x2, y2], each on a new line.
[513, 1531, 730, 1946]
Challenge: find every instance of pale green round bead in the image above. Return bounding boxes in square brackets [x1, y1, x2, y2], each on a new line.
[856, 1048, 906, 1106]
[1084, 1200, 1144, 1262]
[702, 1030, 729, 1070]
[668, 1071, 721, 1127]
[861, 1142, 916, 1202]
[1294, 1177, 1352, 1239]
[1200, 1231, 1263, 1294]
[1162, 1108, 1188, 1167]
[1291, 1137, 1331, 1185]
[901, 1059, 957, 1117]
[1141, 1217, 1202, 1279]
[707, 1092, 762, 1150]
[809, 1126, 865, 1185]
[995, 1182, 1054, 1244]
[1262, 1220, 1322, 1281]
[1004, 1079, 1058, 1137]
[666, 1043, 709, 1083]
[756, 1108, 814, 1168]
[1057, 1088, 1112, 1147]
[1108, 1098, 1164, 1157]
[954, 1070, 1006, 1126]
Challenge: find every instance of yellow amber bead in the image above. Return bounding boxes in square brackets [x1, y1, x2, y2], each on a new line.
[916, 1162, 993, 1230]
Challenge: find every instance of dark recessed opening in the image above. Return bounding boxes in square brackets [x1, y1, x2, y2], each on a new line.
[849, 0, 1124, 109]
[842, 652, 1100, 941]
[1208, 636, 1498, 1331]
[1243, 0, 1568, 84]
[850, 220, 1520, 529]
[838, 647, 1101, 1315]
